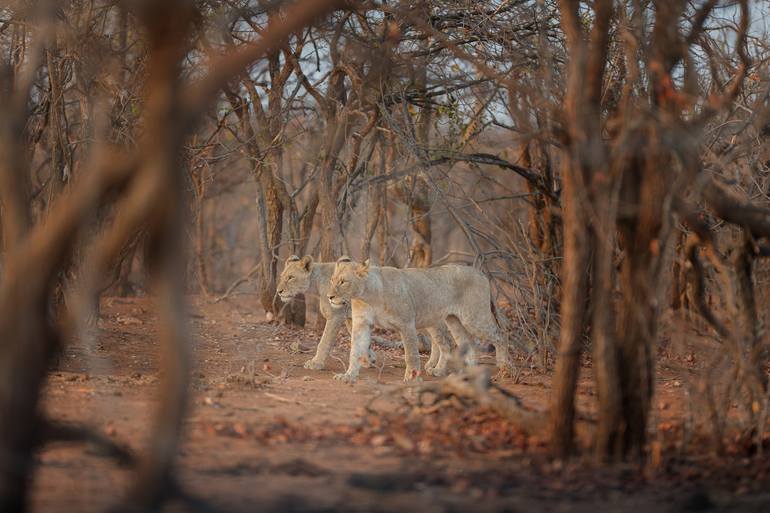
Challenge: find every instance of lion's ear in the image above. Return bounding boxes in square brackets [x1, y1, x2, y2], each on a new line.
[336, 255, 352, 264]
[300, 255, 313, 271]
[357, 259, 370, 277]
[286, 255, 300, 264]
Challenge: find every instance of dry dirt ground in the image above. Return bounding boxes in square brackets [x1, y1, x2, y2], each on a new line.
[29, 295, 770, 513]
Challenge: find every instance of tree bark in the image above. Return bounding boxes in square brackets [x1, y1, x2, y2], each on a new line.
[548, 156, 590, 458]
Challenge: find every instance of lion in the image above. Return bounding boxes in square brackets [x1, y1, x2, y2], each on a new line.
[277, 255, 459, 377]
[327, 257, 510, 383]
[277, 255, 377, 370]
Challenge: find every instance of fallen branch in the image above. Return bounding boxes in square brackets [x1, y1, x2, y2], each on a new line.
[263, 392, 304, 405]
[214, 263, 261, 303]
[424, 368, 546, 435]
[42, 419, 135, 467]
[368, 367, 548, 436]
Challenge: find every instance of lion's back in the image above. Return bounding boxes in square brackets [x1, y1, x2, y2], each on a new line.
[379, 264, 490, 314]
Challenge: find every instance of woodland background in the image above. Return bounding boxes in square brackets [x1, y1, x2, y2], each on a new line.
[2, 0, 770, 512]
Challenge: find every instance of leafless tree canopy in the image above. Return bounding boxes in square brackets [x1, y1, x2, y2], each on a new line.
[1, 0, 770, 511]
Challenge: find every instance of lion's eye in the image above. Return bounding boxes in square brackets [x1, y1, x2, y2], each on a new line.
[287, 276, 293, 281]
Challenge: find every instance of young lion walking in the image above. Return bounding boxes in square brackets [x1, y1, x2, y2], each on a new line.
[278, 255, 460, 378]
[277, 256, 377, 370]
[328, 257, 511, 383]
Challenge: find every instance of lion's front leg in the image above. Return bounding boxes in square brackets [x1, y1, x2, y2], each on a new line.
[344, 317, 376, 369]
[399, 324, 422, 382]
[333, 307, 372, 384]
[304, 311, 343, 370]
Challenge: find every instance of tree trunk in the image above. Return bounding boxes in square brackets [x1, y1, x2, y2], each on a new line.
[361, 136, 384, 261]
[45, 45, 70, 208]
[317, 108, 352, 262]
[591, 177, 622, 460]
[378, 135, 395, 266]
[409, 47, 433, 268]
[548, 156, 590, 458]
[550, 0, 622, 461]
[407, 181, 432, 268]
[256, 162, 284, 314]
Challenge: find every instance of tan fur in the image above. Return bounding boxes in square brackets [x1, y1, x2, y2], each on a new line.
[277, 256, 376, 370]
[328, 258, 511, 382]
[278, 256, 458, 379]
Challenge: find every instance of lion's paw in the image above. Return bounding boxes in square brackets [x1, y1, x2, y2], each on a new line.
[427, 366, 448, 378]
[403, 368, 423, 382]
[333, 372, 358, 384]
[303, 358, 325, 370]
[361, 348, 377, 369]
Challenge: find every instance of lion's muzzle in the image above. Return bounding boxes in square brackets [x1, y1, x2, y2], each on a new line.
[277, 289, 295, 302]
[327, 295, 347, 308]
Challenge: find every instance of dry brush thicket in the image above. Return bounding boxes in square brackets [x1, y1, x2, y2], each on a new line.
[1, 0, 770, 511]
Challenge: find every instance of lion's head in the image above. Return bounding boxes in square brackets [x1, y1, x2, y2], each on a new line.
[327, 256, 369, 309]
[277, 255, 314, 302]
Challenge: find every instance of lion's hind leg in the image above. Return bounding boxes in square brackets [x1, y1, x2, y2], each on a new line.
[444, 315, 476, 372]
[425, 326, 452, 377]
[458, 310, 513, 376]
[425, 335, 440, 373]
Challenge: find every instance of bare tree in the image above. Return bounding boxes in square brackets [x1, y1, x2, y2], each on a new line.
[0, 1, 347, 511]
[549, 0, 755, 461]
